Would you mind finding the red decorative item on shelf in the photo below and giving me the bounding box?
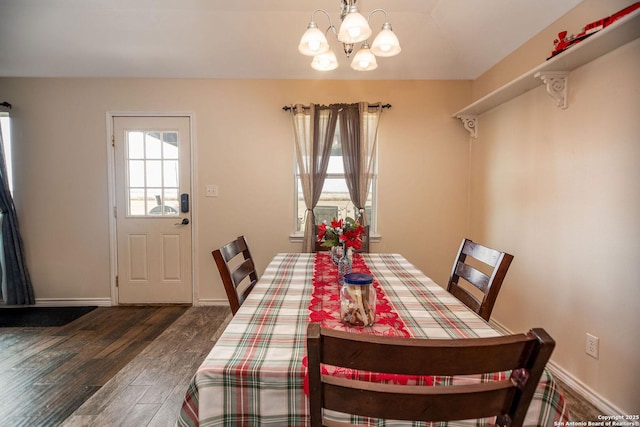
[548,2,640,60]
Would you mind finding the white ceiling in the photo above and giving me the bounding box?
[0,0,584,80]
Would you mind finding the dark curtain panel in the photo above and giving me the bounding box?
[0,120,34,305]
[340,102,382,227]
[339,104,362,219]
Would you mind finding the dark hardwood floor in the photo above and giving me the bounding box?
[0,305,599,426]
[0,306,231,427]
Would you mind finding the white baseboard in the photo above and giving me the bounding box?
[545,360,624,416]
[489,319,624,416]
[31,298,113,307]
[194,299,230,307]
[17,298,228,307]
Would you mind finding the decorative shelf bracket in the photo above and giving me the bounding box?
[534,71,569,109]
[457,115,478,138]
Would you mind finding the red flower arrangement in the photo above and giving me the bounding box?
[316,217,365,250]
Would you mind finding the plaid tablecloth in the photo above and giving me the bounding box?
[177,253,569,427]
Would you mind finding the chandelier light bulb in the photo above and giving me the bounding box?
[358,58,371,68]
[337,6,372,44]
[309,40,321,51]
[311,50,339,71]
[298,22,330,56]
[370,23,401,57]
[351,43,377,71]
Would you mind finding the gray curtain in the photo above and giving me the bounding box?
[340,102,383,226]
[0,120,34,305]
[291,104,338,252]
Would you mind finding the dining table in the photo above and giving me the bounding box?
[177,252,570,427]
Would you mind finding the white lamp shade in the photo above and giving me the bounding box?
[298,25,330,56]
[351,46,377,71]
[370,27,401,57]
[311,50,339,71]
[338,9,372,44]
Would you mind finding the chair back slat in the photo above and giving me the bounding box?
[320,328,537,376]
[323,379,515,422]
[462,240,503,266]
[448,285,482,314]
[231,258,257,288]
[455,261,490,292]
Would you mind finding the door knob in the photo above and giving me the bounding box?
[175,218,190,225]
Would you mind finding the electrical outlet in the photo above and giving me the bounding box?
[586,333,599,359]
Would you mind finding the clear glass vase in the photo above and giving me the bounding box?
[337,245,352,285]
[331,245,342,265]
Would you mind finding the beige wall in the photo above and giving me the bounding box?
[469,28,640,418]
[0,78,470,304]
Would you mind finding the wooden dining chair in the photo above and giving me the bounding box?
[314,225,370,253]
[212,236,258,315]
[447,238,514,321]
[357,225,370,253]
[306,323,555,427]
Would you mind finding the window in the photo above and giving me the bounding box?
[295,120,376,233]
[0,113,12,193]
[126,130,180,216]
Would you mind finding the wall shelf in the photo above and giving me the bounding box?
[453,8,640,137]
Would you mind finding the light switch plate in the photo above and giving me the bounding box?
[206,185,218,197]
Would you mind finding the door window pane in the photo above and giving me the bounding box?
[163,132,179,159]
[129,188,146,216]
[146,132,162,159]
[163,188,179,214]
[129,160,145,187]
[128,132,144,158]
[163,160,179,187]
[146,160,162,187]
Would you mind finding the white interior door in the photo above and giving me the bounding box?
[113,116,192,304]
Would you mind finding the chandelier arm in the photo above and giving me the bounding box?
[311,9,335,28]
[367,8,389,24]
[311,9,338,39]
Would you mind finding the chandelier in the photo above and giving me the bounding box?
[298,0,401,71]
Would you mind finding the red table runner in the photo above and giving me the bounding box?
[304,253,432,394]
[309,252,411,336]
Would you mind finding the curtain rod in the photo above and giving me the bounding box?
[282,103,391,111]
[0,102,11,110]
